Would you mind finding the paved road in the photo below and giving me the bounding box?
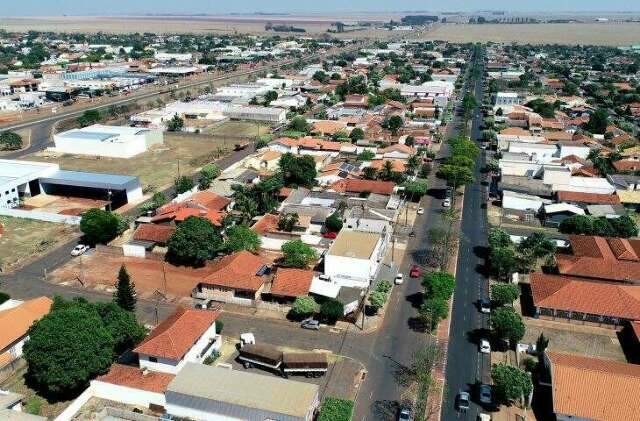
[441,50,492,420]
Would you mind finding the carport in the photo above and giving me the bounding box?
[38,170,142,210]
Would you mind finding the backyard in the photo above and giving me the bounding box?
[0,216,78,272]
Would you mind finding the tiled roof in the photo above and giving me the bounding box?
[613,160,640,172]
[368,159,407,173]
[134,307,219,360]
[202,251,269,291]
[548,352,640,421]
[0,297,52,352]
[252,213,280,235]
[189,191,231,211]
[329,179,395,195]
[96,363,175,393]
[556,191,620,205]
[133,224,176,244]
[174,208,224,226]
[530,273,640,320]
[556,235,640,282]
[270,268,314,297]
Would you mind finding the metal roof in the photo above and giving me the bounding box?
[166,363,318,418]
[39,170,140,191]
[57,131,116,142]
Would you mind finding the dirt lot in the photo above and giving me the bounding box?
[21,132,237,192]
[207,121,271,138]
[0,216,78,272]
[424,23,640,46]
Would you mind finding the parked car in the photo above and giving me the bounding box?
[417,207,425,215]
[456,391,470,410]
[478,298,491,314]
[410,265,422,278]
[71,244,89,256]
[479,384,492,405]
[395,273,404,285]
[398,406,413,421]
[480,339,491,354]
[442,198,451,208]
[322,232,337,239]
[300,319,320,330]
[478,413,491,421]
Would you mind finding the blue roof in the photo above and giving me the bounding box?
[39,170,140,191]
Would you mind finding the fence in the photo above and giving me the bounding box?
[0,207,81,225]
[99,407,160,421]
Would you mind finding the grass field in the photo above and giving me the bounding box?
[423,22,640,46]
[21,132,238,192]
[0,216,78,272]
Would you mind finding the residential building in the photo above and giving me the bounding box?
[495,92,522,107]
[542,352,640,421]
[165,363,320,421]
[324,230,386,288]
[193,251,270,305]
[52,125,164,158]
[134,307,221,375]
[530,273,640,328]
[268,268,314,301]
[0,297,52,364]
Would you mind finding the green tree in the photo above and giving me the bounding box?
[325,212,343,232]
[584,108,609,134]
[278,213,299,232]
[167,216,223,266]
[518,232,556,270]
[0,131,23,151]
[448,136,480,160]
[491,307,526,346]
[436,164,474,188]
[422,271,456,300]
[491,283,520,307]
[319,299,344,324]
[113,265,136,312]
[77,110,101,127]
[23,299,115,396]
[224,224,260,253]
[96,302,146,355]
[279,153,317,187]
[174,175,195,194]
[312,70,329,84]
[263,90,278,105]
[402,179,428,199]
[386,115,404,134]
[198,163,220,190]
[488,228,512,249]
[357,150,376,161]
[318,397,354,421]
[447,155,475,169]
[489,246,518,280]
[420,297,449,330]
[349,127,365,141]
[167,114,184,132]
[368,291,387,313]
[491,363,533,405]
[288,115,309,132]
[281,240,318,268]
[289,296,317,319]
[363,167,377,179]
[80,208,122,245]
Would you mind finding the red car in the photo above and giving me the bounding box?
[410,265,422,278]
[322,231,338,239]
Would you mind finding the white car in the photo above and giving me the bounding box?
[442,198,451,208]
[395,273,404,285]
[71,244,89,256]
[480,339,491,354]
[417,207,425,215]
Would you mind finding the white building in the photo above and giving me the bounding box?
[154,52,193,62]
[543,167,616,194]
[324,230,386,288]
[502,190,551,212]
[134,308,221,375]
[495,92,522,107]
[0,160,58,208]
[53,125,163,158]
[225,105,287,124]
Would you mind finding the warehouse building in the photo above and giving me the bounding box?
[53,124,163,158]
[225,105,287,124]
[165,363,319,421]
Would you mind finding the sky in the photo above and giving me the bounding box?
[4,0,640,16]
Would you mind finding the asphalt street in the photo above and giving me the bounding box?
[441,51,492,420]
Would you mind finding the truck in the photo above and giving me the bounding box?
[238,343,328,378]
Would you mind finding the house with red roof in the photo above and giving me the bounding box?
[268,268,314,302]
[556,235,640,283]
[134,307,221,374]
[530,272,640,329]
[192,251,270,305]
[328,179,396,196]
[151,191,229,227]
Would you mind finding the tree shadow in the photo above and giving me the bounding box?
[372,399,400,421]
[519,283,536,317]
[467,327,492,346]
[383,355,415,388]
[406,291,424,309]
[407,316,429,333]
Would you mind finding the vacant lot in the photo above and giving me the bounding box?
[0,216,78,272]
[21,132,236,192]
[1,366,72,419]
[424,23,640,46]
[208,121,271,138]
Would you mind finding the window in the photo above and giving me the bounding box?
[148,356,158,363]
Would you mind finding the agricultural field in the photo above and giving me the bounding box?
[0,216,78,272]
[424,23,640,46]
[20,132,237,192]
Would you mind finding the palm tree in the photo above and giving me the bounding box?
[380,161,395,181]
[406,155,420,175]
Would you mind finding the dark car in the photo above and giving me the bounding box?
[398,406,413,421]
[479,384,492,405]
[478,298,491,314]
[457,391,470,411]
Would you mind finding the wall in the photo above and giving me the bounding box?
[92,381,166,408]
[51,134,149,158]
[123,243,146,258]
[0,207,80,224]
